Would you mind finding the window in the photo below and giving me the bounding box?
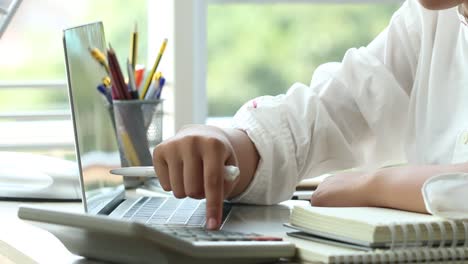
[0,0,148,157]
[206,1,401,117]
[0,1,403,152]
[153,1,403,129]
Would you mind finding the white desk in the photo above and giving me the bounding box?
[0,200,96,264]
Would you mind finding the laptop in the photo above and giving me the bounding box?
[18,22,297,263]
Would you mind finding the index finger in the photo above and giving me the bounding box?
[203,159,225,230]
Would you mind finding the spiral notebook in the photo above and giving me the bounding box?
[285,234,468,263]
[286,206,468,263]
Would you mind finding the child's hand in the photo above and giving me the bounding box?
[153,125,239,230]
[311,171,376,207]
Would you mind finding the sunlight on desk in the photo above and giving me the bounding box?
[0,201,82,263]
[0,239,36,264]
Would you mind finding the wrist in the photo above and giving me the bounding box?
[365,168,388,208]
[223,128,259,198]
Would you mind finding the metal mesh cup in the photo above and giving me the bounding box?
[110,100,163,187]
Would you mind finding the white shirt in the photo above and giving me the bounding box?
[231,0,468,207]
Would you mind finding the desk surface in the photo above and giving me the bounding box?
[0,200,95,264]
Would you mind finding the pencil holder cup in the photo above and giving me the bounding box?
[110,100,163,188]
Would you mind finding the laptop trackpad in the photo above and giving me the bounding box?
[221,204,292,236]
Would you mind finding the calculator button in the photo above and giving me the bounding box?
[153,226,284,242]
[248,236,283,241]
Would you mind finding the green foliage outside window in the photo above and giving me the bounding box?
[0,2,400,118]
[207,3,400,116]
[0,0,147,112]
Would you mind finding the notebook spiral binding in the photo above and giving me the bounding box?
[393,220,468,263]
[338,220,468,263]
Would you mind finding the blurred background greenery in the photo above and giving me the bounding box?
[0,0,148,112]
[0,1,399,117]
[207,3,399,116]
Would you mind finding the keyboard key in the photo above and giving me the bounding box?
[121,198,230,229]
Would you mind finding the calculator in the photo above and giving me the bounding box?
[18,206,296,264]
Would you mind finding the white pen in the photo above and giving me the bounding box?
[110,165,240,182]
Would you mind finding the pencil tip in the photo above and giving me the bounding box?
[134,22,138,32]
[108,43,114,51]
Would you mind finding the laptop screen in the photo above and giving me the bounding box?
[63,22,125,214]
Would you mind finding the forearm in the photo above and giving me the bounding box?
[369,162,468,213]
[223,128,259,198]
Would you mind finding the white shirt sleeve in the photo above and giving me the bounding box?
[230,0,423,205]
[423,173,468,219]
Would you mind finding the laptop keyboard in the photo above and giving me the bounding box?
[121,197,231,227]
[120,197,284,243]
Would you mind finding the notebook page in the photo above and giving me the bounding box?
[296,206,443,225]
